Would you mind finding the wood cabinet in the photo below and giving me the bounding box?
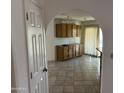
[72,24,77,37]
[56,24,61,37]
[56,24,67,37]
[76,25,80,37]
[72,44,76,57]
[56,23,80,37]
[67,24,72,37]
[56,45,69,61]
[61,24,67,37]
[56,44,83,61]
[63,46,69,60]
[75,44,80,56]
[69,45,73,58]
[79,44,83,56]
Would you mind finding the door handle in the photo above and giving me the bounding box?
[43,67,48,72]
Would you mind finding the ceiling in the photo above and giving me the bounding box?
[55,9,96,21]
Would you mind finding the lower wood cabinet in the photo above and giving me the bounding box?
[75,44,80,56]
[72,45,76,57]
[69,45,73,58]
[63,46,69,60]
[56,44,83,61]
[56,45,69,61]
[79,44,83,56]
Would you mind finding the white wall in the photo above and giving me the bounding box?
[12,0,29,93]
[44,0,113,93]
[46,20,55,61]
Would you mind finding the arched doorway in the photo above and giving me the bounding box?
[46,9,103,93]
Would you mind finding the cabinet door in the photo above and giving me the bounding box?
[76,44,80,56]
[72,24,76,37]
[64,46,69,60]
[67,24,72,37]
[69,45,73,58]
[79,44,83,56]
[76,25,80,37]
[61,24,67,37]
[56,46,64,61]
[56,24,62,37]
[73,45,76,57]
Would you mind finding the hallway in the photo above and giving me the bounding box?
[48,55,100,93]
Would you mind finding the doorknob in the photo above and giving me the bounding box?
[43,67,48,72]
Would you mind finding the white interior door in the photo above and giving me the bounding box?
[84,26,98,56]
[25,1,48,93]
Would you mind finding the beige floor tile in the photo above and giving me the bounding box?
[56,76,66,81]
[64,81,73,86]
[55,81,64,86]
[49,86,53,93]
[74,86,85,93]
[52,86,64,93]
[64,86,74,93]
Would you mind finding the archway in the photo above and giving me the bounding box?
[46,9,103,93]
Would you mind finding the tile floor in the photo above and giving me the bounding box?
[48,55,100,93]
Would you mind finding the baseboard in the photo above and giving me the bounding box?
[47,60,56,63]
[84,54,100,58]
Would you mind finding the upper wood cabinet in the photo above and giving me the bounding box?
[56,24,61,37]
[67,24,72,37]
[72,24,77,37]
[61,24,67,37]
[76,25,81,37]
[56,23,80,37]
[56,24,67,37]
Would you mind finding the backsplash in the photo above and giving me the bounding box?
[53,37,80,45]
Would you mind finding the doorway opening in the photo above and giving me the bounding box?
[46,9,103,93]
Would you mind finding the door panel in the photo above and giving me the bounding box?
[30,12,35,27]
[25,1,48,93]
[32,34,38,72]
